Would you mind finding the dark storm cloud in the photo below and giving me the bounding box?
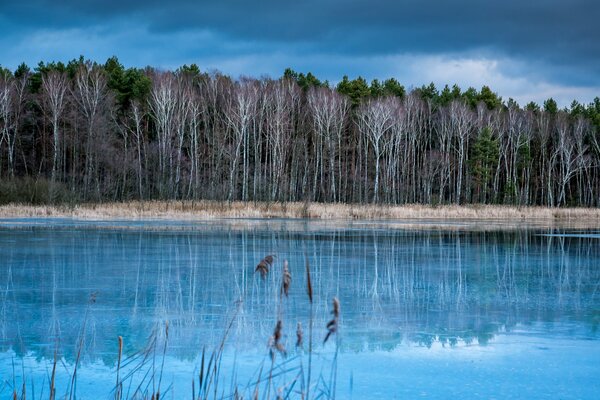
[3,1,598,57]
[0,0,598,90]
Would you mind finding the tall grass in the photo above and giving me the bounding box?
[2,200,600,222]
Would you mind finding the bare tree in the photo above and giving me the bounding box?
[554,112,587,205]
[265,79,299,201]
[535,110,553,205]
[149,71,177,197]
[0,75,12,176]
[383,97,406,203]
[307,86,349,201]
[172,74,194,199]
[449,100,475,204]
[187,88,202,199]
[0,73,28,177]
[72,62,109,197]
[223,78,258,201]
[41,70,68,183]
[435,106,453,204]
[198,72,228,199]
[517,108,534,204]
[123,100,147,199]
[357,97,397,203]
[402,93,428,203]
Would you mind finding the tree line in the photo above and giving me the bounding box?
[1,57,599,206]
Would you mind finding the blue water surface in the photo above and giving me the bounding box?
[0,219,599,399]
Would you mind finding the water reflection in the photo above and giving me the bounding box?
[1,222,598,365]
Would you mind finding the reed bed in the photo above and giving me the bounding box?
[1,200,600,222]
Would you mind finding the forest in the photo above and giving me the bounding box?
[1,57,599,206]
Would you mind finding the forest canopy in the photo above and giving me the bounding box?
[1,57,599,206]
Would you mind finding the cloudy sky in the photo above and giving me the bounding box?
[0,0,598,106]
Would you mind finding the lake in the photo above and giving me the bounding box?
[1,219,599,399]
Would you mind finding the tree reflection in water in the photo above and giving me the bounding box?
[0,222,599,364]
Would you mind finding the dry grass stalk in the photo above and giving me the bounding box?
[305,259,313,304]
[252,365,262,400]
[324,297,340,344]
[155,321,169,400]
[49,350,57,400]
[305,256,314,400]
[281,260,291,297]
[115,336,123,400]
[3,200,600,225]
[255,255,275,279]
[68,292,97,400]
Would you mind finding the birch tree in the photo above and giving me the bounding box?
[187,88,202,199]
[0,73,28,177]
[357,97,396,203]
[307,86,349,201]
[449,99,475,204]
[223,78,258,201]
[149,71,177,197]
[0,75,12,176]
[265,79,299,201]
[126,100,146,198]
[72,62,109,197]
[41,70,68,183]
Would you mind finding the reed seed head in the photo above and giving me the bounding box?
[255,254,275,279]
[332,297,340,319]
[324,297,340,344]
[269,320,286,359]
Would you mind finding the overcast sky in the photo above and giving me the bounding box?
[0,0,598,106]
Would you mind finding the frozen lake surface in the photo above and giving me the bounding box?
[1,219,599,399]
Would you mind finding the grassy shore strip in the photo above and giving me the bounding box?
[1,201,600,221]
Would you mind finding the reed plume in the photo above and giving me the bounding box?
[269,320,286,360]
[324,297,340,344]
[255,254,275,279]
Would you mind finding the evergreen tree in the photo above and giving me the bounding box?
[544,98,558,114]
[470,127,499,202]
[478,85,502,109]
[336,75,370,107]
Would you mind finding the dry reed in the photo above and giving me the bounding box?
[255,255,274,279]
[49,350,57,400]
[3,201,600,223]
[305,259,313,304]
[305,257,314,400]
[115,336,123,400]
[269,320,286,360]
[324,298,340,344]
[68,292,97,400]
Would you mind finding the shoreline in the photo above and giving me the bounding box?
[1,201,600,223]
